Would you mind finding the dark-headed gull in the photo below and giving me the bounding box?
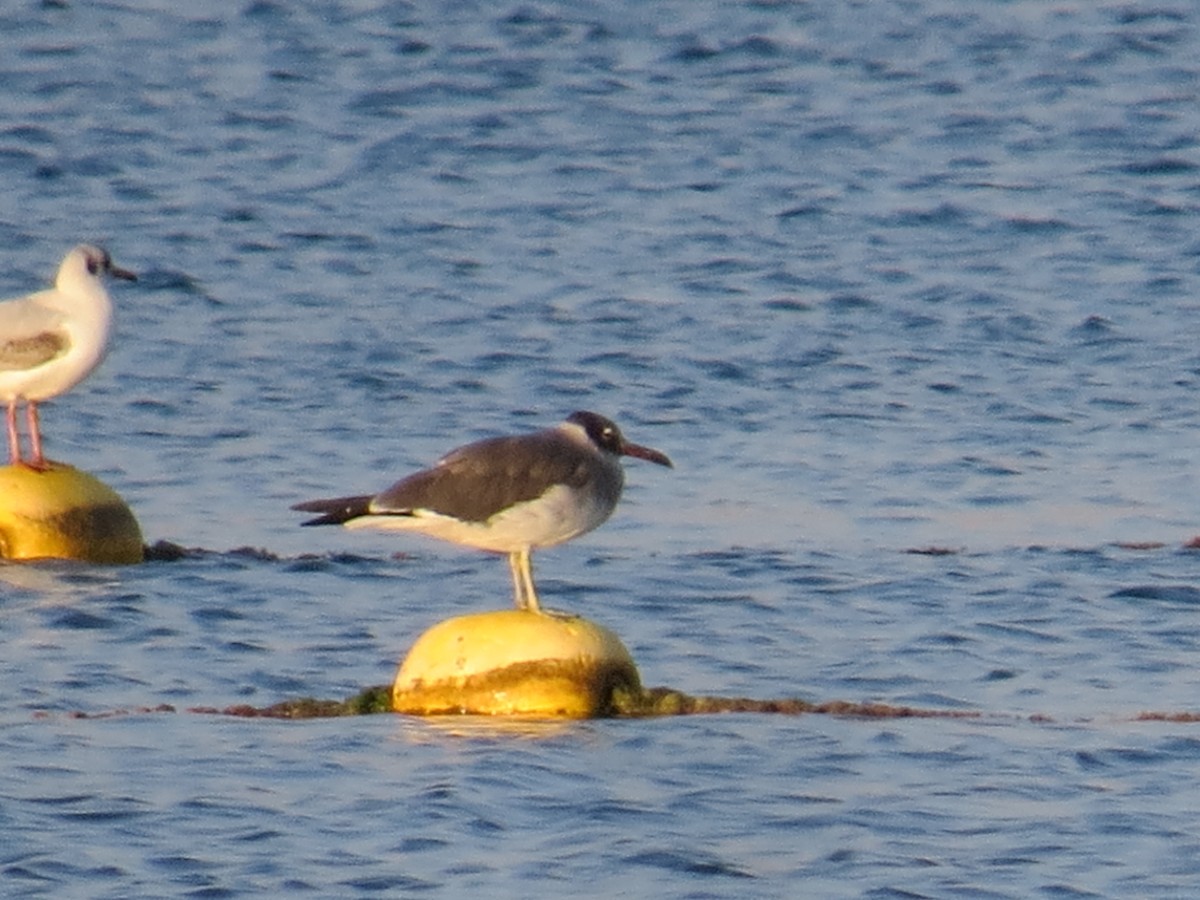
[293,411,673,612]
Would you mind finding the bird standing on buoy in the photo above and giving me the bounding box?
[0,244,136,470]
[294,411,673,612]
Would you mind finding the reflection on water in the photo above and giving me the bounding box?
[396,715,584,744]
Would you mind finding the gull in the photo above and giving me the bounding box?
[293,411,673,612]
[0,244,136,469]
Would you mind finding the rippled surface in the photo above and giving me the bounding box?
[4,1,1200,896]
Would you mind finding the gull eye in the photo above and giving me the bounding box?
[86,255,100,275]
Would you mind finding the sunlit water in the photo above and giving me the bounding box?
[3,1,1200,896]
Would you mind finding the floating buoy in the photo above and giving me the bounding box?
[393,609,641,718]
[0,462,143,564]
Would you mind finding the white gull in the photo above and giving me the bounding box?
[0,244,136,469]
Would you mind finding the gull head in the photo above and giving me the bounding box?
[57,244,138,291]
[566,410,673,468]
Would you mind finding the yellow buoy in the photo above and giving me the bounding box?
[393,609,641,718]
[0,462,143,564]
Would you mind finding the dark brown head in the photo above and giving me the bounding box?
[566,410,673,468]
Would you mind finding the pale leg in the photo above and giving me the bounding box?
[516,548,540,613]
[507,549,541,612]
[507,552,525,609]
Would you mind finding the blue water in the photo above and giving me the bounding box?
[3,0,1200,896]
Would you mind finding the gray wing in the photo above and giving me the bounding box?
[370,431,594,523]
[0,331,69,371]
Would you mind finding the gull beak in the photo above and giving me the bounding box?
[110,264,138,282]
[621,440,673,468]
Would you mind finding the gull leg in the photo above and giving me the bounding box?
[26,401,47,470]
[516,548,541,614]
[506,550,541,611]
[507,552,526,609]
[6,400,20,465]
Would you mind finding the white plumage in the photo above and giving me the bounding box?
[0,244,136,469]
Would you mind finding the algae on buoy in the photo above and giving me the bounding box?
[393,609,640,719]
[0,462,143,564]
